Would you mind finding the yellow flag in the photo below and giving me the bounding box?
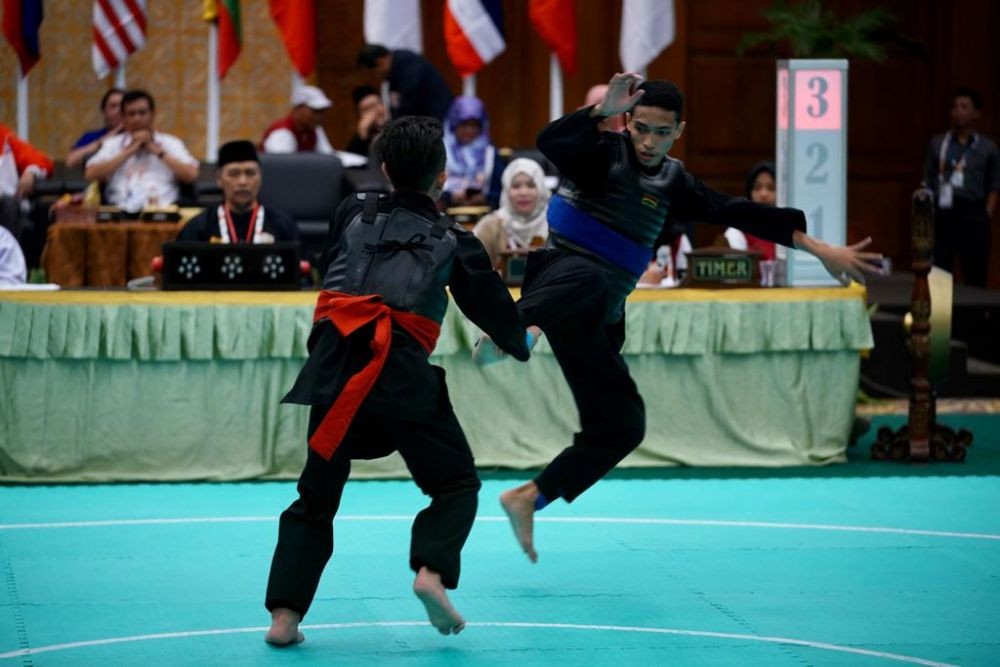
[203,0,218,22]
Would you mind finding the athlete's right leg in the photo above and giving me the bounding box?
[264,405,358,644]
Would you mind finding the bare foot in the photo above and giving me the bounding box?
[264,608,305,646]
[500,482,539,563]
[413,567,466,635]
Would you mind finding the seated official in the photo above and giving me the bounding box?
[0,123,53,242]
[177,140,299,244]
[0,226,27,285]
[720,162,778,260]
[85,90,199,211]
[261,86,335,155]
[66,88,124,168]
[345,85,388,161]
[473,158,550,270]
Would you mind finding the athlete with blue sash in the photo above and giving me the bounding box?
[476,73,883,563]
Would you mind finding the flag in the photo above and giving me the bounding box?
[443,0,505,78]
[2,0,43,76]
[92,0,147,79]
[365,0,421,53]
[204,0,242,79]
[529,0,577,76]
[269,0,314,77]
[620,0,675,73]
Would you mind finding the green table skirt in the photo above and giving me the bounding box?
[0,288,872,481]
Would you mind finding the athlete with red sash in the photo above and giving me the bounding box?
[264,117,531,645]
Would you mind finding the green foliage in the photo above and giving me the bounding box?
[738,0,897,61]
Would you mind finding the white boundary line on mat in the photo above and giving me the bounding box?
[0,515,998,541]
[0,621,958,665]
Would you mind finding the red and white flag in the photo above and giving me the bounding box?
[444,0,505,78]
[92,0,147,79]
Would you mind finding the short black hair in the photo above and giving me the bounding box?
[100,88,124,110]
[374,116,446,192]
[953,86,983,110]
[122,89,155,112]
[352,84,380,108]
[635,80,684,121]
[357,44,390,69]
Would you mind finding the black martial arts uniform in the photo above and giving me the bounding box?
[265,190,529,618]
[519,107,807,504]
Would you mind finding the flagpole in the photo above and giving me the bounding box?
[207,23,220,162]
[291,71,303,95]
[462,75,475,98]
[16,66,28,140]
[115,65,126,88]
[549,54,563,121]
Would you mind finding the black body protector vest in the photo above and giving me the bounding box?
[552,135,687,320]
[322,193,457,323]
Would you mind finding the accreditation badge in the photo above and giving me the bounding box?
[938,182,953,209]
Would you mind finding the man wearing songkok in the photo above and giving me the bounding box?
[177,140,298,244]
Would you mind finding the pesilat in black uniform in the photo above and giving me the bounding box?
[514,104,806,506]
[265,188,529,627]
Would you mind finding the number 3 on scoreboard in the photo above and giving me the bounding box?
[794,70,841,131]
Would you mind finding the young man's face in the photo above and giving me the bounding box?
[626,105,685,168]
[217,160,262,212]
[123,98,154,132]
[950,95,979,130]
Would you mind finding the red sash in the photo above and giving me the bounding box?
[308,290,441,460]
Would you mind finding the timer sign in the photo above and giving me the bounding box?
[776,61,848,286]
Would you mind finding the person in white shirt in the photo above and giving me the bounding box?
[261,86,336,155]
[85,90,198,211]
[0,225,26,285]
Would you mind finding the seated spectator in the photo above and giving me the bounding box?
[66,88,124,168]
[473,158,550,269]
[177,140,299,244]
[0,225,27,285]
[345,85,388,160]
[84,90,198,211]
[583,84,626,133]
[261,86,335,154]
[357,43,453,121]
[443,96,503,209]
[0,123,53,242]
[721,162,778,260]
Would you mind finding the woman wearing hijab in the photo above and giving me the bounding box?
[443,96,504,208]
[473,158,551,270]
[723,162,779,260]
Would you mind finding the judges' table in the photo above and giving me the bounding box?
[41,208,203,287]
[0,286,872,482]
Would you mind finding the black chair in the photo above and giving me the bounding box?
[191,161,223,208]
[257,153,343,265]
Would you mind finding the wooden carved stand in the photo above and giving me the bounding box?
[872,189,973,462]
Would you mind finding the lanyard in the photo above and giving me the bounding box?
[217,204,263,243]
[938,132,977,177]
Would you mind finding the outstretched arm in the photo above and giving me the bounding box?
[793,232,883,285]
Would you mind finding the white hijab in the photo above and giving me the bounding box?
[495,158,550,249]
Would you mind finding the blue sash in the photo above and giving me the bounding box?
[546,195,651,276]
